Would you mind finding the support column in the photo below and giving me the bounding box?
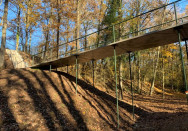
[114,45,119,129]
[50,65,52,72]
[76,55,78,95]
[177,30,188,102]
[128,52,134,120]
[92,59,95,87]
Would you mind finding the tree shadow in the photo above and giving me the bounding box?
[12,69,57,130]
[41,70,89,131]
[134,112,188,131]
[27,69,75,130]
[134,95,187,105]
[55,71,148,116]
[53,71,150,130]
[0,90,20,130]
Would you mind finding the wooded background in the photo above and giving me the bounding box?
[0,0,188,98]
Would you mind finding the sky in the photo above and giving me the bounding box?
[0,0,187,51]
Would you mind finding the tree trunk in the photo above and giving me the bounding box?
[0,0,9,68]
[25,0,30,53]
[97,0,103,47]
[185,40,188,59]
[137,51,141,93]
[16,5,21,51]
[76,0,81,50]
[162,54,165,99]
[149,47,160,96]
[29,30,32,54]
[56,0,61,58]
[118,57,123,100]
[44,30,49,60]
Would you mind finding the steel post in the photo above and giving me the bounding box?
[177,31,188,102]
[129,52,135,120]
[114,45,119,128]
[50,65,52,72]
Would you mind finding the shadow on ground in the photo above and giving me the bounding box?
[0,69,187,130]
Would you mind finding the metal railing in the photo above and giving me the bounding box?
[31,0,188,65]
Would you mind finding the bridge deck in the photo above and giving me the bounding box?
[31,22,188,69]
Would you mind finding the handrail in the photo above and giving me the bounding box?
[31,0,186,65]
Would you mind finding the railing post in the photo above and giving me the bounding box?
[128,51,135,120]
[114,45,119,129]
[174,3,178,25]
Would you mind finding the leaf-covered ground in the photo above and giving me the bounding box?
[0,68,187,131]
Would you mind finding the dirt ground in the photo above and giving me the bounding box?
[0,68,187,131]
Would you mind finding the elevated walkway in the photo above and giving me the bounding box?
[31,22,188,69]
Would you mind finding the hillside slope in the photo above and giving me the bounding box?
[0,68,188,130]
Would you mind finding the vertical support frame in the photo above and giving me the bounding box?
[114,45,119,128]
[128,52,135,120]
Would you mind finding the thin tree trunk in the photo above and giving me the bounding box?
[171,55,174,90]
[119,57,123,100]
[0,0,9,68]
[97,0,103,47]
[76,0,81,50]
[162,54,165,99]
[138,51,141,93]
[16,5,21,51]
[150,47,160,96]
[56,0,61,58]
[185,40,188,59]
[29,31,32,54]
[25,0,30,53]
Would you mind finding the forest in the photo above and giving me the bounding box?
[0,0,188,98]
